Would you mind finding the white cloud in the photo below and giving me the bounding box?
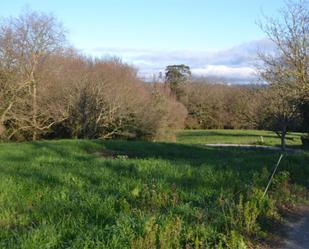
[191,65,256,79]
[83,39,274,83]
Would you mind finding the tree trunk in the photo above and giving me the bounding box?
[280,127,287,151]
[31,70,38,141]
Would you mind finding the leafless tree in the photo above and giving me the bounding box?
[0,9,66,140]
[258,0,309,149]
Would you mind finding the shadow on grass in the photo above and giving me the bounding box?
[1,167,63,187]
[101,140,277,162]
[1,139,308,190]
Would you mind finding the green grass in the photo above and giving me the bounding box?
[177,129,303,147]
[0,130,308,248]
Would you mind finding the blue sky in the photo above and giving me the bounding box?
[0,0,284,82]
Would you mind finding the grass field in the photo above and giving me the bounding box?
[0,130,308,248]
[177,129,303,147]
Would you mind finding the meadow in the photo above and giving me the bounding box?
[0,130,308,248]
[177,129,303,147]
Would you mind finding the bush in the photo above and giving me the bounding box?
[1,54,187,142]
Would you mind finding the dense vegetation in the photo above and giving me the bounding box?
[0,4,308,147]
[0,130,308,248]
[0,10,186,142]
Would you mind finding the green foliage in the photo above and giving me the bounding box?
[226,230,247,249]
[0,130,308,248]
[165,64,191,100]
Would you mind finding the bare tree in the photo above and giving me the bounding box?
[0,9,66,140]
[63,57,150,139]
[259,0,309,93]
[258,0,309,149]
[264,86,300,150]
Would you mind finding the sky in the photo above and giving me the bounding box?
[0,0,284,82]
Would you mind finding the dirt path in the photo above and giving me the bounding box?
[282,206,309,249]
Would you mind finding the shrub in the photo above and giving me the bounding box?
[41,57,187,141]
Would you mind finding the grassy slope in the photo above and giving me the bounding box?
[177,129,303,147]
[0,131,308,248]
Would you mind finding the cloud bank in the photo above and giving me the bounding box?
[87,39,274,84]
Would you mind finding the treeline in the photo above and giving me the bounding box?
[0,7,308,145]
[0,52,187,141]
[181,83,265,130]
[0,11,186,141]
[167,80,304,132]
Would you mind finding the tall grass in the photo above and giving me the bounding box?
[0,132,308,248]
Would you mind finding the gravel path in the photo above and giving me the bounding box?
[282,206,309,249]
